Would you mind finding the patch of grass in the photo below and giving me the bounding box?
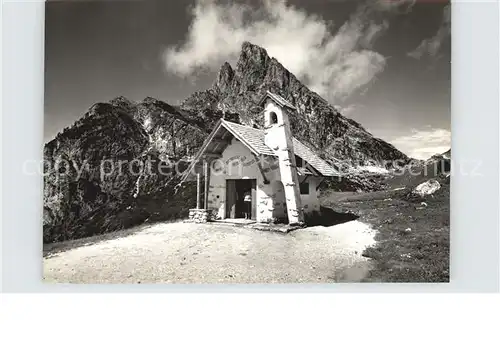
[321,184,450,283]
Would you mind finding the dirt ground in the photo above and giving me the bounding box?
[43,220,377,284]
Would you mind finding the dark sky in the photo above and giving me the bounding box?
[44,0,451,159]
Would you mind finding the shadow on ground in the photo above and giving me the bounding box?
[306,206,359,227]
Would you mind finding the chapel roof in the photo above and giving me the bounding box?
[180,119,340,182]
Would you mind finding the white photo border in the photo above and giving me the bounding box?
[1,0,498,292]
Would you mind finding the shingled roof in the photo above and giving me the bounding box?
[181,119,340,181]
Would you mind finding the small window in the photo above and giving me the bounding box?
[300,182,310,195]
[270,111,278,124]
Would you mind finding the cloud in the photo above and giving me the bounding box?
[390,128,451,160]
[163,0,413,103]
[408,4,451,59]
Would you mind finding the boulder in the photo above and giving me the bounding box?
[412,179,441,197]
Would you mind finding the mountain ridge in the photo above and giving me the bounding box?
[43,41,411,242]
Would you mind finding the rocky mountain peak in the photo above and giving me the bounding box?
[108,96,138,116]
[181,41,410,168]
[238,41,271,69]
[109,95,135,106]
[233,42,272,94]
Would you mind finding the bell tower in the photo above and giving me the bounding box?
[260,91,304,225]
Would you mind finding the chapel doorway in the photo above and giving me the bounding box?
[226,179,256,219]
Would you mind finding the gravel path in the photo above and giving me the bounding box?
[43,221,377,283]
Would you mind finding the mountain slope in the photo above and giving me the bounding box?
[182,42,410,168]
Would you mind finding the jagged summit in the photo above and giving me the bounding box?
[242,40,266,52]
[183,41,410,166]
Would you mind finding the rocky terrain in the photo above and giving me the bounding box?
[44,42,412,243]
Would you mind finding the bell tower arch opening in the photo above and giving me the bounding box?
[269,111,278,125]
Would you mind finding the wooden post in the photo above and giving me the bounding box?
[196,172,201,209]
[203,160,209,210]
